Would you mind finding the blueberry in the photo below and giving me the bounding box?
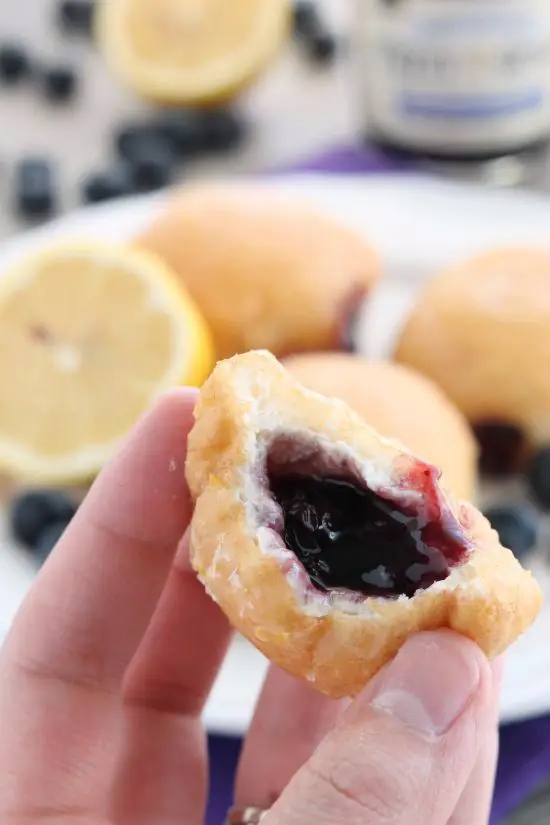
[306,30,338,65]
[114,126,177,192]
[115,124,151,162]
[473,421,525,477]
[82,165,132,203]
[198,109,248,152]
[119,110,247,160]
[41,65,78,102]
[292,1,320,37]
[58,0,95,36]
[483,505,538,558]
[10,490,77,549]
[291,2,339,65]
[34,520,70,564]
[527,446,550,509]
[0,43,31,85]
[153,110,210,156]
[115,124,177,165]
[15,158,56,220]
[129,150,174,193]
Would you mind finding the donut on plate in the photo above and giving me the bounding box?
[395,247,550,475]
[185,350,542,698]
[135,184,379,360]
[283,353,477,502]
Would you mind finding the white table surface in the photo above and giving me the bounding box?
[0,0,354,241]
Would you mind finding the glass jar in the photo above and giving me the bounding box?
[354,0,550,162]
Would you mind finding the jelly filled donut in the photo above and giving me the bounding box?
[283,353,477,501]
[135,184,379,359]
[395,248,550,475]
[185,350,542,698]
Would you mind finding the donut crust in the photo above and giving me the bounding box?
[283,354,478,502]
[186,350,543,698]
[135,184,380,359]
[395,247,550,446]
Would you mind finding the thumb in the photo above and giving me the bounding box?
[262,630,495,825]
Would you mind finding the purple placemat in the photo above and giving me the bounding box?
[280,144,412,175]
[204,143,550,825]
[205,717,550,825]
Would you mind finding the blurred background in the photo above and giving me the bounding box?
[0,0,353,237]
[1,1,550,824]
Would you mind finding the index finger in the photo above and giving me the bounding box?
[0,390,198,818]
[3,388,198,689]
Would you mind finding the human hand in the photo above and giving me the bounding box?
[0,389,502,825]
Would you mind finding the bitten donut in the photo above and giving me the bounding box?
[283,353,477,501]
[395,247,550,474]
[135,184,379,359]
[185,350,542,698]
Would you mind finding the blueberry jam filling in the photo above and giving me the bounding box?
[269,472,468,599]
[472,420,526,476]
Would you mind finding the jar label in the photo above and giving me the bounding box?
[356,0,550,152]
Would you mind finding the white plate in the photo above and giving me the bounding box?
[1,172,550,735]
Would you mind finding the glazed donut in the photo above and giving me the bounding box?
[135,184,379,360]
[185,350,542,698]
[394,247,550,474]
[283,353,477,501]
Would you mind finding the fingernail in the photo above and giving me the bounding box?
[369,632,481,737]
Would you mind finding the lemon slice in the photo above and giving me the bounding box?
[0,243,215,483]
[95,0,291,105]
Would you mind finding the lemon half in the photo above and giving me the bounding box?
[0,243,215,483]
[95,0,291,105]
